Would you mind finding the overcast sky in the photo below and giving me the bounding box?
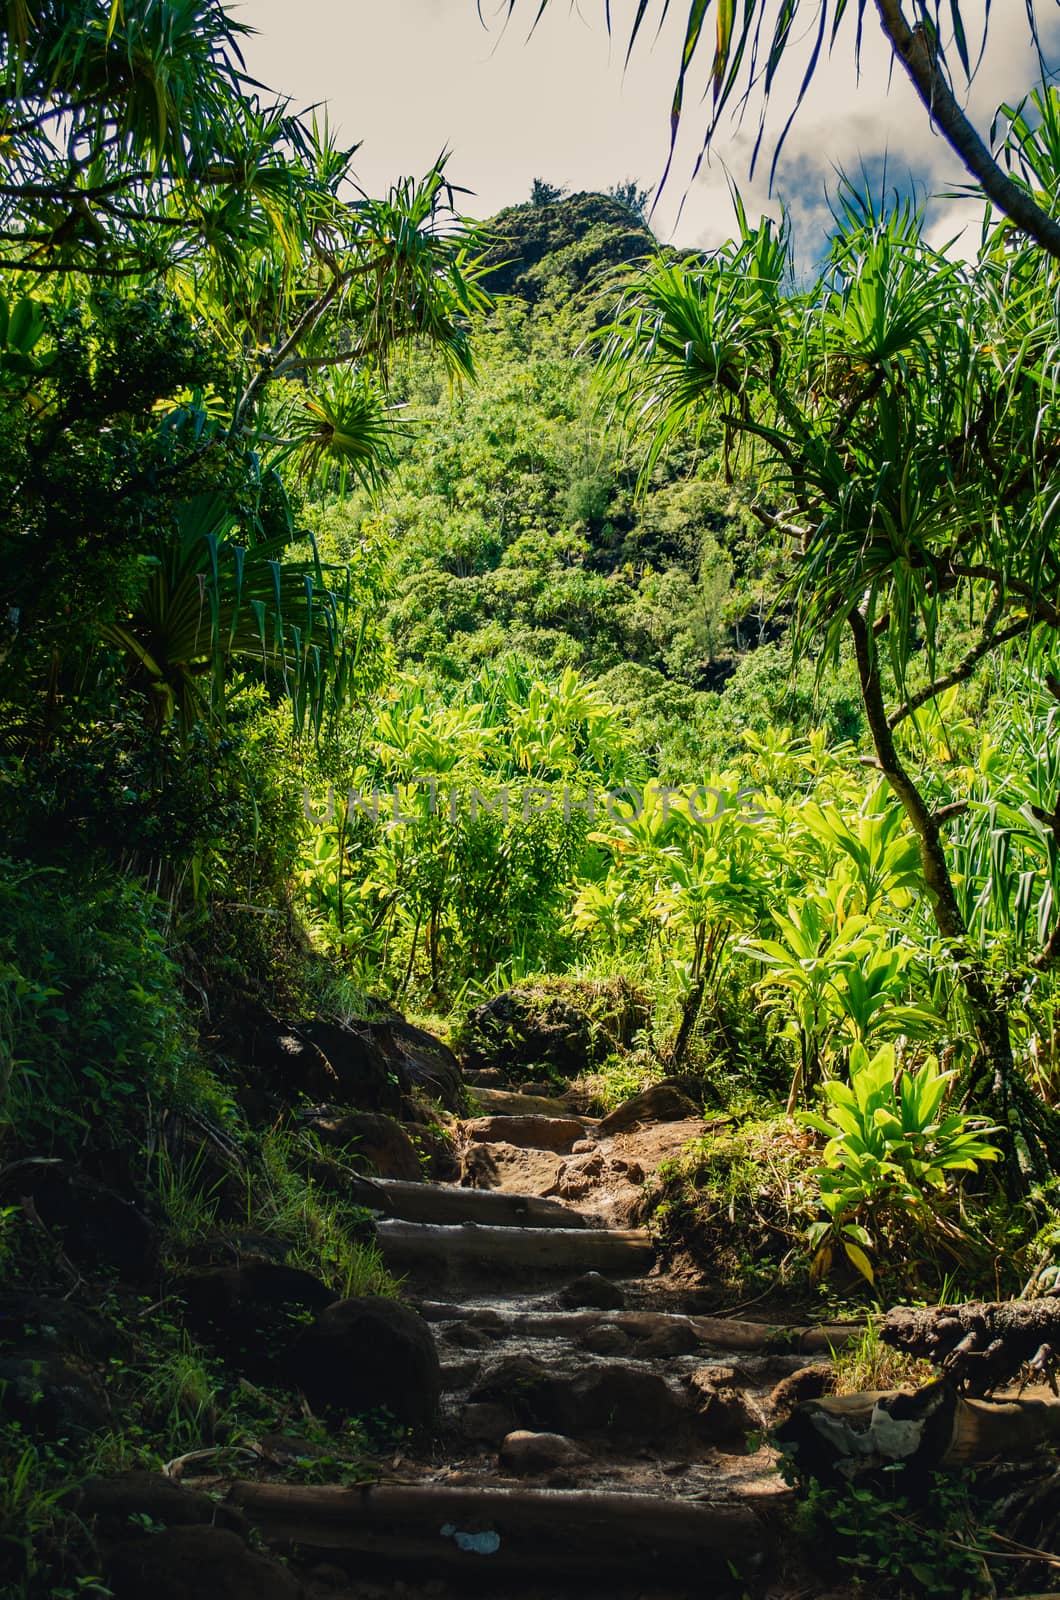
[238,2,1060,260]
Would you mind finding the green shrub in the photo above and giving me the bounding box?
[0,858,195,1155]
[802,1041,1001,1285]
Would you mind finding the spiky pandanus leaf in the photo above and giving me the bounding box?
[100,491,360,735]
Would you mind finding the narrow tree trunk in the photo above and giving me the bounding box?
[874,0,1060,260]
[847,610,1056,1185]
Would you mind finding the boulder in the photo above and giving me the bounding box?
[499,1430,589,1474]
[578,1324,631,1356]
[0,1355,108,1438]
[462,988,602,1080]
[0,1292,127,1362]
[688,1371,765,1445]
[597,1082,698,1136]
[105,1527,300,1600]
[362,1016,465,1111]
[766,1364,836,1424]
[287,1296,441,1433]
[26,1170,158,1282]
[307,1110,422,1181]
[174,1261,333,1381]
[457,1401,514,1442]
[471,1354,689,1438]
[560,1272,625,1311]
[242,1013,401,1115]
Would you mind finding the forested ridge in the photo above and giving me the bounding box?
[5,5,1060,1598]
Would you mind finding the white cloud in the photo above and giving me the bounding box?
[237,0,1060,260]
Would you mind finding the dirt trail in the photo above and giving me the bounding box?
[232,1082,854,1599]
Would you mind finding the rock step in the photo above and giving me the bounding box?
[467,1087,592,1119]
[228,1481,767,1584]
[353,1176,588,1230]
[419,1301,865,1355]
[464,1114,596,1152]
[376,1219,654,1275]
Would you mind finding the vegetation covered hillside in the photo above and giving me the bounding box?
[4,5,1060,1596]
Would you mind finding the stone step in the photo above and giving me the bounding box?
[376,1219,654,1275]
[463,1114,593,1152]
[354,1176,588,1230]
[467,1086,592,1119]
[228,1481,767,1585]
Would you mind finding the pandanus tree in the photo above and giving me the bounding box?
[595,126,1060,1180]
[0,0,489,746]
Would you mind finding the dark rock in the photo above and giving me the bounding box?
[462,989,603,1080]
[471,1354,688,1438]
[597,1083,698,1136]
[307,1110,422,1181]
[242,1013,402,1115]
[445,1322,496,1351]
[457,1401,513,1442]
[562,1364,690,1436]
[0,1293,127,1363]
[560,1272,625,1311]
[362,1016,465,1111]
[0,1355,108,1438]
[499,1429,589,1474]
[628,1321,701,1358]
[105,1526,300,1600]
[578,1324,631,1356]
[174,1262,333,1381]
[27,1171,158,1282]
[78,1472,246,1541]
[287,1296,441,1433]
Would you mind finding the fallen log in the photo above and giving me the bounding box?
[882,1300,1060,1395]
[775,1378,1060,1483]
[416,1300,864,1353]
[351,1177,588,1230]
[376,1219,654,1274]
[227,1481,763,1581]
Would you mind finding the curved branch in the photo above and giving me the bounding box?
[875,0,1060,259]
[889,616,1028,729]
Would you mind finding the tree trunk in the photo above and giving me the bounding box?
[882,1300,1060,1396]
[847,608,1058,1186]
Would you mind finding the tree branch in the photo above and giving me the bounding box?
[889,615,1027,729]
[875,0,1060,259]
